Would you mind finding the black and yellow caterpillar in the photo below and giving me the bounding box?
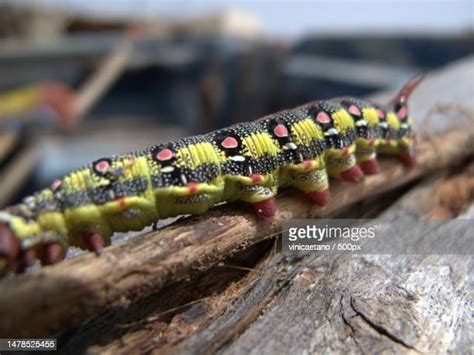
[0,75,423,273]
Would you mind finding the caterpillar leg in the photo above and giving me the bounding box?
[250,197,277,219]
[15,248,37,274]
[284,165,330,207]
[41,242,66,266]
[325,145,364,182]
[238,184,278,219]
[0,223,68,273]
[82,233,106,254]
[398,121,417,167]
[398,153,416,167]
[398,137,417,167]
[356,138,380,175]
[379,146,416,167]
[339,165,364,182]
[0,224,21,272]
[378,136,416,167]
[359,159,379,175]
[306,189,330,207]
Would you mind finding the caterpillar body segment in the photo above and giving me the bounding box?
[0,75,423,273]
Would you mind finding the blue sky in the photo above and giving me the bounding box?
[10,0,474,38]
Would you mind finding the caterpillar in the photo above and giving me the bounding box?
[0,75,423,274]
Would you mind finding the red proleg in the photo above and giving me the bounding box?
[0,224,20,271]
[82,233,106,255]
[340,165,364,182]
[41,242,66,266]
[398,153,416,167]
[306,189,330,207]
[251,198,277,219]
[359,159,380,175]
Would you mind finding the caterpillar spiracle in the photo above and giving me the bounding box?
[0,75,423,273]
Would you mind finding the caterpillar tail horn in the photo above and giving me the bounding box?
[389,73,425,108]
[390,74,424,167]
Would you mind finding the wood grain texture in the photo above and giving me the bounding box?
[0,56,473,342]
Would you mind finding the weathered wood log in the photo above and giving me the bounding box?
[0,56,473,339]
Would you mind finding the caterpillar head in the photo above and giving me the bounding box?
[0,188,66,274]
[390,74,424,166]
[0,204,38,273]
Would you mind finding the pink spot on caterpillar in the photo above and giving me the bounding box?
[376,109,385,118]
[157,148,173,161]
[95,160,110,173]
[360,159,380,175]
[340,165,364,182]
[369,138,376,146]
[186,182,199,193]
[306,189,330,207]
[251,198,277,219]
[342,147,350,156]
[83,234,105,255]
[316,112,331,124]
[274,124,289,138]
[221,136,238,149]
[250,174,263,184]
[51,179,62,191]
[303,160,313,170]
[348,105,361,116]
[397,106,407,119]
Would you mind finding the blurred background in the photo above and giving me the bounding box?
[0,0,472,206]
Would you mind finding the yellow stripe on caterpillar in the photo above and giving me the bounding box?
[362,107,379,126]
[331,109,354,133]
